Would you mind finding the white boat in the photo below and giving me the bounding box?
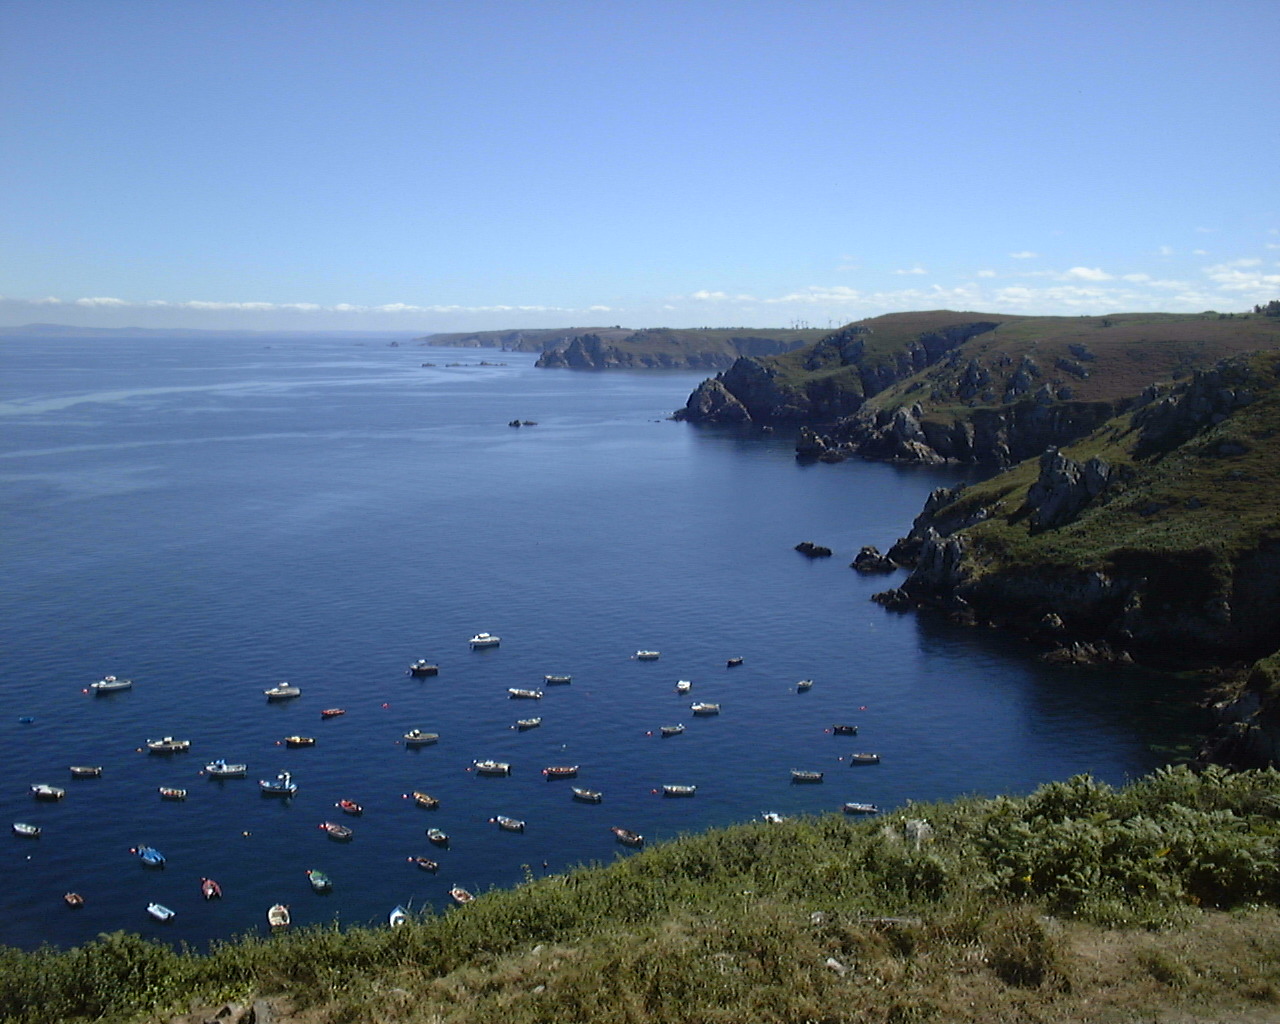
[469,632,500,648]
[403,729,439,746]
[147,902,175,922]
[690,702,720,715]
[659,724,685,737]
[158,786,187,800]
[264,682,301,701]
[491,815,525,832]
[848,752,881,765]
[662,784,697,797]
[205,759,247,777]
[69,765,103,778]
[30,784,65,800]
[146,736,191,754]
[790,770,824,783]
[571,786,603,803]
[796,679,814,691]
[842,802,879,814]
[389,904,409,927]
[407,660,439,677]
[507,688,543,700]
[543,674,572,685]
[12,822,41,837]
[634,650,660,660]
[268,903,291,928]
[514,717,542,730]
[259,770,297,796]
[762,812,786,824]
[473,760,511,776]
[675,680,692,693]
[90,675,132,693]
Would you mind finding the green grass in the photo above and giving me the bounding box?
[8,767,1280,1023]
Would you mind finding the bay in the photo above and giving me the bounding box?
[0,335,1201,950]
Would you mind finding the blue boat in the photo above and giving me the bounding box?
[135,844,165,867]
[259,770,297,796]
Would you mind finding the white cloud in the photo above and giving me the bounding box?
[893,266,927,275]
[1064,267,1113,281]
[1158,246,1176,256]
[1009,251,1038,259]
[977,270,997,278]
[74,296,130,307]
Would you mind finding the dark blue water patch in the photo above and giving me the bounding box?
[0,336,1201,951]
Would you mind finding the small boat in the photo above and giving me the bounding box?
[469,632,500,649]
[205,759,247,777]
[449,885,474,904]
[407,659,439,677]
[389,905,409,927]
[426,827,449,845]
[30,784,65,800]
[542,765,578,778]
[726,657,744,667]
[634,650,660,660]
[69,765,103,778]
[336,798,362,816]
[611,826,644,847]
[675,680,692,694]
[63,892,84,908]
[12,822,41,838]
[848,753,881,765]
[90,674,133,693]
[146,736,191,754]
[790,770,824,783]
[158,786,187,800]
[403,729,439,746]
[306,869,332,893]
[662,784,697,797]
[267,903,291,928]
[543,674,572,685]
[690,702,720,715]
[320,708,346,718]
[410,791,440,809]
[842,802,879,815]
[659,724,685,737]
[259,770,298,796]
[762,812,787,824]
[147,902,175,922]
[832,724,858,736]
[284,735,315,748]
[515,717,542,730]
[201,877,222,899]
[473,760,511,776]
[135,845,165,867]
[264,682,301,701]
[491,815,525,832]
[507,688,543,700]
[320,821,353,841]
[571,787,603,803]
[409,855,438,872]
[796,679,814,691]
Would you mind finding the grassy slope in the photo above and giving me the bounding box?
[594,326,826,360]
[940,350,1280,581]
[9,769,1280,1024]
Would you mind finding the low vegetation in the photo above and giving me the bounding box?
[7,767,1280,1023]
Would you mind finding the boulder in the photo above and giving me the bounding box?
[852,546,897,573]
[795,541,833,558]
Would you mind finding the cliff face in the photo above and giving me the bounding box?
[871,353,1280,764]
[678,310,1280,465]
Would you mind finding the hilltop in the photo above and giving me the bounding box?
[870,348,1280,764]
[677,309,1280,465]
[415,326,827,368]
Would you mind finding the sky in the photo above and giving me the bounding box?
[1,0,1278,333]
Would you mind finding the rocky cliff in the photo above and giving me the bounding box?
[870,352,1280,765]
[677,310,1280,466]
[535,327,821,370]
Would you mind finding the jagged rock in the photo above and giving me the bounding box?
[795,541,833,558]
[1020,447,1113,531]
[872,587,913,610]
[852,545,897,573]
[1040,640,1133,666]
[824,956,849,976]
[795,426,828,457]
[678,378,751,423]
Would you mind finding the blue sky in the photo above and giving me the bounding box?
[2,0,1277,332]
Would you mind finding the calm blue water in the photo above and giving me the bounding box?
[0,335,1201,951]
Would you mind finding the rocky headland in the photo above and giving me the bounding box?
[534,327,824,369]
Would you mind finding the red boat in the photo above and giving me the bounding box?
[200,877,222,900]
[542,765,579,778]
[320,708,346,718]
[336,799,362,816]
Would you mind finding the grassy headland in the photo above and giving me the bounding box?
[7,767,1280,1024]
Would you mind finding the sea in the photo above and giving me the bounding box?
[0,333,1204,951]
